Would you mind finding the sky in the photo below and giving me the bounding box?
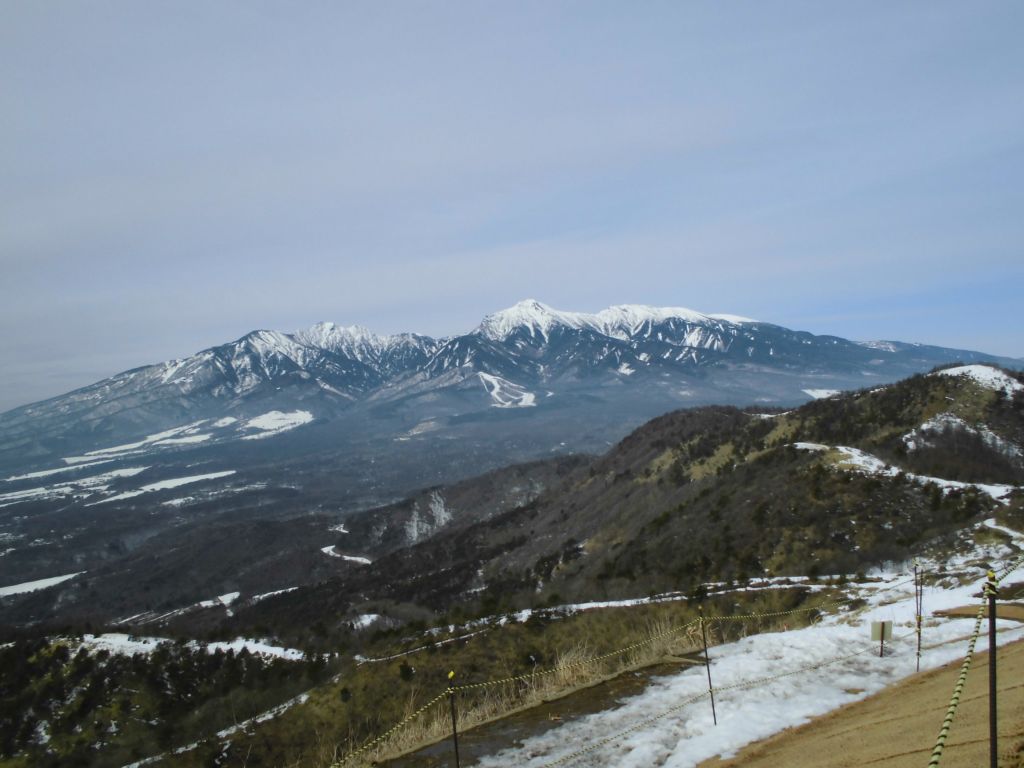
[2,2,1023,412]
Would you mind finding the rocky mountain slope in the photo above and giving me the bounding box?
[228,363,1024,634]
[2,300,1018,474]
[1,364,1022,768]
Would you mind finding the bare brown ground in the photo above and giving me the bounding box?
[699,636,1024,768]
[935,603,1024,622]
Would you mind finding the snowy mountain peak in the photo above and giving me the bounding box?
[295,321,383,352]
[477,300,752,342]
[239,329,306,359]
[477,299,589,341]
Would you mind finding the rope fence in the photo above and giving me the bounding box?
[332,552,1023,768]
[926,551,1024,768]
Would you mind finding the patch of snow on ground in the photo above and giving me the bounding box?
[802,388,841,399]
[89,470,236,505]
[78,633,307,661]
[198,592,240,609]
[903,412,1021,457]
[77,421,209,459]
[407,419,441,436]
[0,466,150,507]
[933,364,1023,394]
[323,545,371,564]
[241,410,314,439]
[154,434,211,445]
[79,633,167,655]
[617,363,635,376]
[213,417,238,427]
[793,443,1018,503]
[832,445,1018,502]
[352,614,381,629]
[0,571,84,597]
[474,521,1024,768]
[3,459,115,482]
[250,587,298,603]
[201,638,306,661]
[329,523,349,534]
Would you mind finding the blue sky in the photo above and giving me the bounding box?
[2,2,1022,411]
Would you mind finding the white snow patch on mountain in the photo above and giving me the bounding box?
[857,340,899,353]
[0,571,84,597]
[79,633,167,655]
[793,443,1018,502]
[204,637,305,660]
[240,410,314,439]
[707,313,756,324]
[198,592,240,609]
[933,364,1023,394]
[77,632,306,661]
[477,300,751,343]
[250,587,298,603]
[617,363,635,376]
[0,466,150,507]
[3,460,115,482]
[79,421,210,457]
[903,413,1021,457]
[154,434,211,445]
[478,372,536,408]
[802,388,841,399]
[88,471,236,505]
[213,417,238,427]
[321,546,370,564]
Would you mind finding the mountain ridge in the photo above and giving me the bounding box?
[0,299,1020,474]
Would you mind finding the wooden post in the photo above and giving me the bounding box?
[987,571,998,768]
[447,670,461,768]
[699,606,717,725]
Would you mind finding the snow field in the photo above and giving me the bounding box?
[478,372,536,408]
[0,571,85,597]
[933,364,1023,394]
[240,410,314,439]
[88,470,237,505]
[473,520,1024,767]
[76,632,307,661]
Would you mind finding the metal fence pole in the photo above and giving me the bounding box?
[915,561,923,673]
[448,670,461,768]
[987,572,998,768]
[699,606,717,725]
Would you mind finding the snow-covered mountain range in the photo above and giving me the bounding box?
[0,299,1019,472]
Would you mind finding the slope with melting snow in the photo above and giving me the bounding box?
[793,442,1019,502]
[475,519,1024,768]
[932,364,1023,394]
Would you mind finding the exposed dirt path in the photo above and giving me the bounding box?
[699,637,1024,768]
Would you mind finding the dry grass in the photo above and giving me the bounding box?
[349,618,704,766]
